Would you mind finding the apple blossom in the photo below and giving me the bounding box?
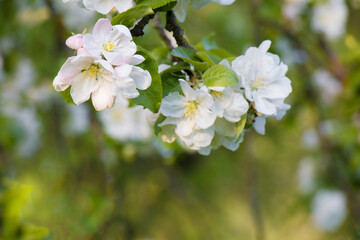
[83,19,143,66]
[159,79,217,150]
[53,55,117,111]
[231,40,292,116]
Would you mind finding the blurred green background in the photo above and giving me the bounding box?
[0,0,360,239]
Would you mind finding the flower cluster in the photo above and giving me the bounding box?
[62,0,135,14]
[159,40,292,154]
[53,18,151,111]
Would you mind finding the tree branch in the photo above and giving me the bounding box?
[131,14,155,37]
[165,11,193,49]
[153,14,176,50]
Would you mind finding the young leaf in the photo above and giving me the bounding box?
[133,46,162,113]
[111,5,154,27]
[203,64,238,87]
[171,47,209,72]
[60,87,75,105]
[235,114,247,141]
[135,0,177,11]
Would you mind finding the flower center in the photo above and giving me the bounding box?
[210,90,224,100]
[82,64,100,79]
[250,76,265,90]
[184,101,199,119]
[103,41,115,52]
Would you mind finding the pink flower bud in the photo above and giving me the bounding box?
[77,48,87,55]
[66,34,83,50]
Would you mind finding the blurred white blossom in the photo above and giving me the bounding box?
[311,190,347,232]
[15,107,41,157]
[65,104,90,135]
[174,0,236,22]
[282,0,309,20]
[297,157,315,194]
[302,128,319,150]
[99,97,153,141]
[312,0,348,39]
[56,0,96,31]
[313,69,342,104]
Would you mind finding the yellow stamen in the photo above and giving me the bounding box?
[184,101,199,119]
[250,76,265,90]
[210,90,225,100]
[82,64,100,80]
[103,41,115,52]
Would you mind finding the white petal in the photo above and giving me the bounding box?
[92,83,116,111]
[176,117,196,137]
[70,73,99,105]
[191,127,215,148]
[195,106,216,129]
[129,66,151,90]
[223,93,249,122]
[258,40,271,53]
[179,79,197,101]
[253,116,266,135]
[254,95,277,115]
[94,0,115,14]
[113,0,134,13]
[115,64,133,78]
[92,18,112,40]
[160,92,186,118]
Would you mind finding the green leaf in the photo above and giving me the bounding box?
[203,64,238,87]
[196,51,216,66]
[60,87,75,105]
[235,114,247,141]
[160,62,190,97]
[111,5,154,27]
[135,0,177,11]
[133,46,162,113]
[171,47,209,72]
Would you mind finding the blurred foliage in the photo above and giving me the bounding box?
[0,0,360,239]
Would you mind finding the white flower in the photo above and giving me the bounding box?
[99,97,153,141]
[312,0,348,39]
[282,0,309,20]
[159,79,216,150]
[83,18,143,66]
[313,69,342,104]
[53,55,117,111]
[297,157,315,194]
[63,0,135,14]
[231,40,292,116]
[311,190,347,232]
[174,0,235,22]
